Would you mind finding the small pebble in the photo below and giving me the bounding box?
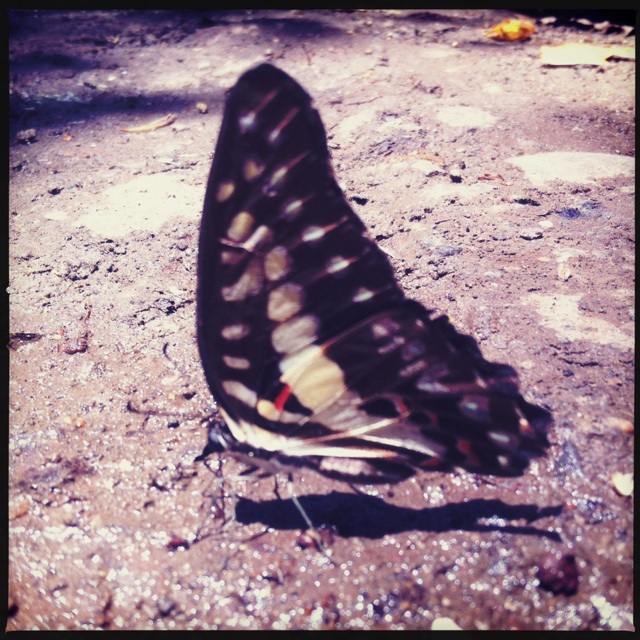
[537,552,579,595]
[611,472,633,497]
[435,245,461,257]
[520,228,543,240]
[16,129,37,144]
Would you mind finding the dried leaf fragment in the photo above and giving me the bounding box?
[120,114,177,133]
[486,19,535,42]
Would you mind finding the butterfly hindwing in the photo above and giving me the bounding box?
[197,64,550,482]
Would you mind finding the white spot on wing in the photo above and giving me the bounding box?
[221,380,257,408]
[216,181,235,202]
[239,111,256,132]
[268,166,288,190]
[353,287,374,303]
[326,256,351,274]
[264,246,291,281]
[302,225,324,242]
[222,355,251,370]
[267,107,300,145]
[268,283,304,322]
[281,198,305,220]
[238,89,278,133]
[271,314,319,354]
[371,318,401,339]
[488,431,512,446]
[227,211,255,242]
[279,345,346,411]
[221,323,250,340]
[221,258,263,301]
[241,225,273,253]
[243,158,264,181]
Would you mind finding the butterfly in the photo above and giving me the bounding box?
[196,63,551,486]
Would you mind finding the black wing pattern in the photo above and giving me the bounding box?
[197,64,550,483]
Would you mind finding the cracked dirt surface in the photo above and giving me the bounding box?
[7,9,634,631]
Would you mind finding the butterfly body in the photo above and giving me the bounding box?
[197,64,550,484]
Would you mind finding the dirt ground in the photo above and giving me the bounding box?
[7,9,635,631]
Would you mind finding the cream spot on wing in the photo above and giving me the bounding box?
[268,165,289,191]
[281,198,305,220]
[222,355,251,370]
[353,287,374,303]
[302,225,324,242]
[221,323,250,340]
[221,258,263,301]
[371,318,401,339]
[488,431,512,446]
[267,152,310,194]
[221,380,257,407]
[216,181,235,202]
[227,211,255,242]
[267,107,300,145]
[243,158,264,182]
[271,314,318,354]
[268,282,304,322]
[239,89,277,133]
[497,455,510,468]
[326,256,351,274]
[239,111,256,132]
[256,399,279,421]
[264,246,291,281]
[241,225,273,253]
[256,399,307,424]
[279,345,345,411]
[459,396,489,421]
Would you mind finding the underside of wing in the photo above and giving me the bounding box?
[197,64,551,483]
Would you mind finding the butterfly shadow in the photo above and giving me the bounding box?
[235,491,563,541]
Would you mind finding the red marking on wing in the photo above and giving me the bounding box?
[275,384,293,412]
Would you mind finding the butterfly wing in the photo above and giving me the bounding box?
[197,64,550,482]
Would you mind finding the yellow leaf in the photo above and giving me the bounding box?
[486,19,535,42]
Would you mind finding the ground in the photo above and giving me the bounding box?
[7,9,635,631]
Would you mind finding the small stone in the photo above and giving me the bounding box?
[520,228,543,240]
[537,552,580,595]
[435,245,461,257]
[16,129,37,144]
[611,472,633,497]
[156,596,175,617]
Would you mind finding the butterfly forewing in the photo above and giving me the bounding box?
[197,63,550,482]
